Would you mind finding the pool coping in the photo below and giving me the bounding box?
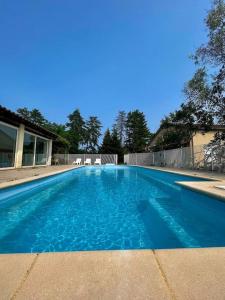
[132,165,225,201]
[1,248,225,299]
[0,165,83,190]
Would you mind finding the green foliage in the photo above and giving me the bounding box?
[16,106,154,156]
[17,107,31,120]
[156,101,214,150]
[210,65,225,125]
[111,128,124,162]
[184,0,225,143]
[17,107,70,153]
[84,116,102,153]
[125,110,151,153]
[193,0,225,66]
[100,128,123,162]
[183,68,210,105]
[154,129,189,151]
[17,107,47,127]
[66,109,85,153]
[113,111,127,146]
[100,129,112,153]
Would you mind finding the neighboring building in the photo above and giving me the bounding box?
[149,124,225,151]
[0,106,58,169]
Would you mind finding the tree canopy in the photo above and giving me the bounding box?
[125,110,151,153]
[66,109,85,153]
[184,0,225,142]
[83,116,102,153]
[156,0,225,150]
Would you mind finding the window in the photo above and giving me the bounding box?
[0,122,17,168]
[22,132,35,166]
[35,137,48,165]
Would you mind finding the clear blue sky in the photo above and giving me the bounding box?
[0,0,211,133]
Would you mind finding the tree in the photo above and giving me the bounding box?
[17,107,31,120]
[125,110,150,153]
[29,109,47,126]
[113,111,127,146]
[209,65,225,125]
[17,107,70,153]
[100,128,123,162]
[155,99,216,150]
[192,0,225,66]
[84,116,102,153]
[100,129,112,153]
[154,103,199,150]
[209,65,225,142]
[184,0,225,139]
[47,123,67,137]
[111,128,124,162]
[17,107,47,127]
[66,109,85,153]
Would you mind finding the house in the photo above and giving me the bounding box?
[0,105,58,169]
[149,124,225,151]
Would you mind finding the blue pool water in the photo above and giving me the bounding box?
[0,166,225,253]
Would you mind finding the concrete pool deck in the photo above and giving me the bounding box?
[2,248,225,300]
[1,165,225,299]
[0,165,80,189]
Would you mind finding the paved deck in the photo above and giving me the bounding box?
[0,165,80,190]
[2,248,225,300]
[0,165,77,184]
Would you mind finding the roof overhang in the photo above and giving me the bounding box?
[0,105,58,140]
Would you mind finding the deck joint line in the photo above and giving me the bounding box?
[10,253,39,300]
[153,250,177,300]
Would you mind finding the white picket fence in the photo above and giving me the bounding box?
[53,153,118,165]
[124,145,225,172]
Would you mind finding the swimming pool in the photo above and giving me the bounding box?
[0,166,225,253]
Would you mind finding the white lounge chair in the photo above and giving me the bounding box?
[73,158,82,165]
[84,158,91,165]
[94,158,101,165]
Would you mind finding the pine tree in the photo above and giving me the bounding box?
[111,128,124,162]
[17,107,47,127]
[100,129,112,153]
[113,111,127,146]
[66,109,85,153]
[84,116,102,153]
[125,110,150,153]
[17,107,31,120]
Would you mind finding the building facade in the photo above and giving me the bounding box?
[0,106,57,169]
[149,125,225,150]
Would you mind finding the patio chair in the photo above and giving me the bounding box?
[94,158,101,165]
[53,158,59,165]
[73,158,82,165]
[84,158,91,165]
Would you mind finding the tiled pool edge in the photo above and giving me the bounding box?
[0,166,82,190]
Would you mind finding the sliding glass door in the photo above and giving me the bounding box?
[22,132,49,167]
[35,137,48,165]
[22,132,35,166]
[0,122,17,168]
